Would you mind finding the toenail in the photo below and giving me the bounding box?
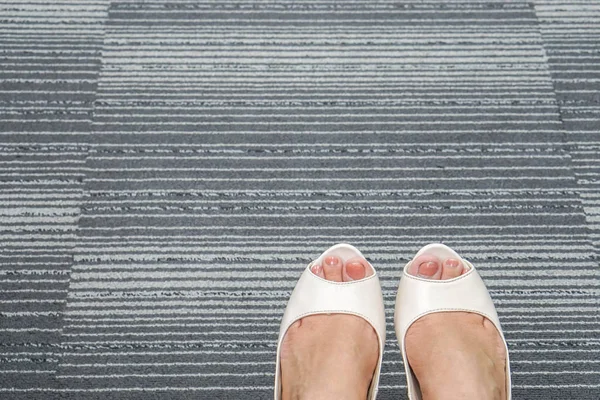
[311,264,323,275]
[418,261,439,277]
[325,256,339,266]
[346,262,366,281]
[446,259,460,268]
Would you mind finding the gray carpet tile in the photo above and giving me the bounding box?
[535,0,600,260]
[0,0,108,393]
[53,1,599,399]
[0,1,599,399]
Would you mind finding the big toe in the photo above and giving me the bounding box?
[343,257,374,281]
[441,258,464,279]
[408,254,442,279]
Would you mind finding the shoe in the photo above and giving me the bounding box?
[274,243,387,399]
[394,243,512,400]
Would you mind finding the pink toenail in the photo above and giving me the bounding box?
[446,259,460,268]
[311,264,323,275]
[418,261,439,277]
[325,256,338,266]
[347,262,364,269]
[346,262,365,280]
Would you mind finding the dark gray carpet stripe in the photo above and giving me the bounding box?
[0,0,108,392]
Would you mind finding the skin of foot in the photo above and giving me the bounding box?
[279,255,379,400]
[280,251,507,400]
[405,254,508,400]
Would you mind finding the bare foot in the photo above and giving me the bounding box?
[279,255,379,400]
[405,253,507,400]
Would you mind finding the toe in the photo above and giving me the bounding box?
[441,258,463,280]
[311,263,325,279]
[408,254,442,280]
[322,255,343,282]
[343,257,373,281]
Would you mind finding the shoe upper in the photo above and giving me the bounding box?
[274,243,387,400]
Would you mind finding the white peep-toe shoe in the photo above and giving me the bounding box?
[394,243,512,400]
[274,243,387,400]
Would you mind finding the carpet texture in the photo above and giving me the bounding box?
[1,1,599,399]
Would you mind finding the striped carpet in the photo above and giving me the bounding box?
[1,1,599,399]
